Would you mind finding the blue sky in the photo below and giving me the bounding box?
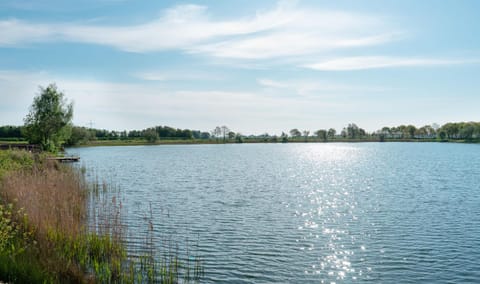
[1,0,479,134]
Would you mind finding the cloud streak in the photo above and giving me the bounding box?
[257,78,388,96]
[303,56,473,71]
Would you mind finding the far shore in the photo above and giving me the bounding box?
[2,137,479,149]
[11,138,480,148]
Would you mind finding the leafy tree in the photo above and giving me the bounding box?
[381,126,391,134]
[459,123,475,140]
[235,133,243,143]
[441,123,459,139]
[327,128,336,139]
[289,129,301,138]
[66,126,93,146]
[345,123,366,139]
[315,129,327,141]
[200,132,211,139]
[406,125,416,139]
[0,125,23,139]
[346,123,359,139]
[144,128,159,143]
[438,130,447,140]
[23,84,73,152]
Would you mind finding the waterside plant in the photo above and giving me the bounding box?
[0,150,202,283]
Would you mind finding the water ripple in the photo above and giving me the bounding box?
[70,143,480,283]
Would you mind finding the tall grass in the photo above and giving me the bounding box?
[0,150,202,283]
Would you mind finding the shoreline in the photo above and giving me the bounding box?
[69,138,478,147]
[2,138,479,150]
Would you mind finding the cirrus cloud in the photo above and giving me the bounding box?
[0,1,398,60]
[303,56,474,71]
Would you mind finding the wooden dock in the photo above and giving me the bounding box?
[47,156,80,163]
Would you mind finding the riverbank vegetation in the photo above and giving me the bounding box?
[0,150,203,283]
[3,121,480,148]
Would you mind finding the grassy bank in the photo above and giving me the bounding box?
[70,137,455,147]
[3,137,479,148]
[0,150,202,283]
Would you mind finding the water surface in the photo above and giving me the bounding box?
[70,143,480,283]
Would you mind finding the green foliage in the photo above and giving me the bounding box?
[0,126,23,139]
[0,204,33,258]
[289,129,301,138]
[144,128,159,143]
[438,122,480,140]
[23,83,73,152]
[327,128,336,139]
[345,123,366,139]
[406,125,417,139]
[0,150,34,179]
[438,130,447,140]
[235,133,244,143]
[66,126,94,146]
[0,203,47,283]
[315,129,327,141]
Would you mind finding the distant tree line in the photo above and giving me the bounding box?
[63,125,213,145]
[284,122,480,142]
[2,121,480,146]
[0,125,24,140]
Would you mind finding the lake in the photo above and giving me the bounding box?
[69,143,480,283]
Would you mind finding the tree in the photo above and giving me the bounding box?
[221,125,230,142]
[66,126,93,146]
[438,130,447,140]
[327,128,336,139]
[302,130,310,141]
[212,126,222,142]
[406,125,416,139]
[235,133,243,143]
[460,123,475,140]
[290,128,301,138]
[24,84,73,152]
[144,127,159,143]
[200,132,211,139]
[315,129,327,141]
[346,123,359,139]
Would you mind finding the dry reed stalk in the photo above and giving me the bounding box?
[1,164,87,239]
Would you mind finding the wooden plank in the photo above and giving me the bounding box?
[47,157,80,162]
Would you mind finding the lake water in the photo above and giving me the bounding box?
[69,143,480,283]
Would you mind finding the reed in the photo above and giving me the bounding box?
[0,150,202,283]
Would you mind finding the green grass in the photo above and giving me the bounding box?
[0,139,27,144]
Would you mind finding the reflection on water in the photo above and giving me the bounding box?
[70,143,480,283]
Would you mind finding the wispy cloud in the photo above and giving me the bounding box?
[303,56,473,71]
[257,78,388,96]
[133,70,225,81]
[0,1,397,60]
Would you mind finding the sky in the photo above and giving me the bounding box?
[1,0,479,135]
